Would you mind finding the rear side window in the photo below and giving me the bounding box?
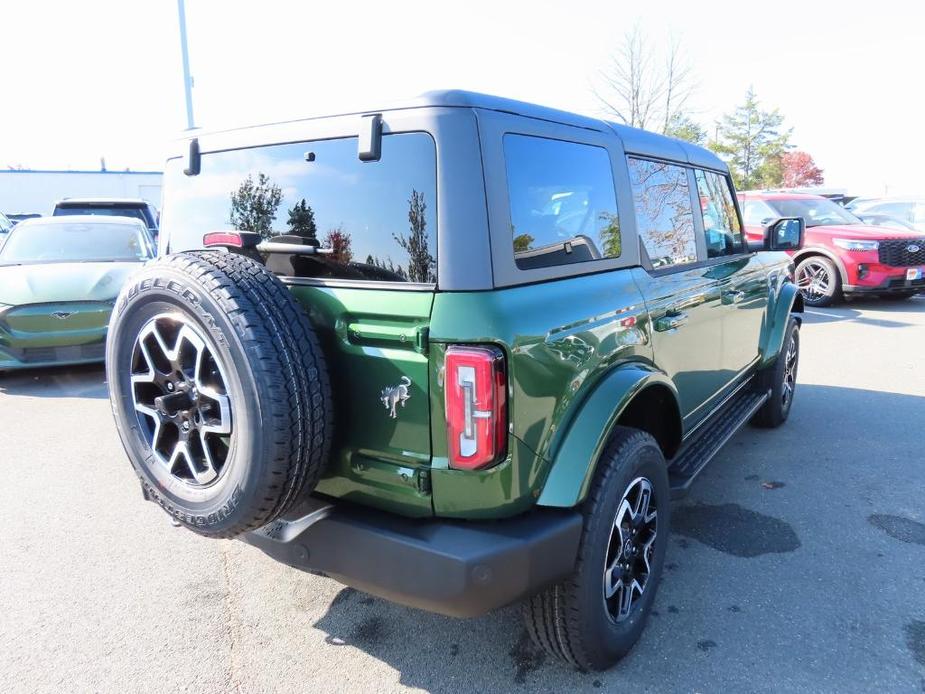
[504,134,621,270]
[627,157,697,269]
[694,169,744,257]
[162,132,437,284]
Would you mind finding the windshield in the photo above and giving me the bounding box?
[55,206,150,226]
[767,198,862,227]
[0,222,154,264]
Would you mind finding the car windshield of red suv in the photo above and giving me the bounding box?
[767,198,863,227]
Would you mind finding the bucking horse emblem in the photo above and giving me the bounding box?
[380,376,411,419]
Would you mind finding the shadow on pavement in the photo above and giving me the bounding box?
[802,294,924,327]
[306,383,925,690]
[311,594,561,691]
[0,362,108,399]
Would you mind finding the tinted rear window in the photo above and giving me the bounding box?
[627,157,697,269]
[504,134,621,270]
[161,133,437,284]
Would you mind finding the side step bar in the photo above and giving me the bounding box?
[668,385,770,499]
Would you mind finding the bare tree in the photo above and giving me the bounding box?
[595,27,698,139]
[661,36,696,134]
[595,25,658,129]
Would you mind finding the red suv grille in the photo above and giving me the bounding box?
[878,238,925,267]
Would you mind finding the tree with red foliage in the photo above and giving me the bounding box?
[781,151,824,188]
[324,225,353,265]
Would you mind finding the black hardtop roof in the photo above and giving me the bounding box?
[184,89,727,173]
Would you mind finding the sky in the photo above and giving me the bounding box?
[2,0,923,196]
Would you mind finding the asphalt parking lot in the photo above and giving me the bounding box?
[2,297,924,694]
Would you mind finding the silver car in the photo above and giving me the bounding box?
[847,197,925,231]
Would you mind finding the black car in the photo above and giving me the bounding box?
[53,198,159,243]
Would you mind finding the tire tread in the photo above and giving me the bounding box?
[110,250,333,537]
[523,426,664,670]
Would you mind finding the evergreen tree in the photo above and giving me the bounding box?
[393,190,435,283]
[664,113,708,146]
[513,233,535,252]
[286,198,317,240]
[709,87,791,189]
[598,212,622,258]
[229,173,282,239]
[365,254,407,279]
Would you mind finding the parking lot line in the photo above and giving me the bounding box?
[805,308,844,318]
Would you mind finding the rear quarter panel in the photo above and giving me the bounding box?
[428,270,651,518]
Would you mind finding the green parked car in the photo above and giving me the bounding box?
[106,91,804,670]
[0,216,155,371]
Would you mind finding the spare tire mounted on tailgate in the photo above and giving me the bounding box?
[106,250,333,538]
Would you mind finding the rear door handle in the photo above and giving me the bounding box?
[345,321,428,353]
[654,311,689,332]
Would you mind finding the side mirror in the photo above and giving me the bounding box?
[764,217,804,252]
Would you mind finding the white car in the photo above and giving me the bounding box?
[0,211,12,250]
[847,197,925,232]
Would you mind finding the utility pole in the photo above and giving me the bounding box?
[177,0,195,130]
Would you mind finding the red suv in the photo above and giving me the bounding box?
[739,192,925,306]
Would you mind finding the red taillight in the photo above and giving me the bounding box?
[445,345,507,471]
[203,231,244,247]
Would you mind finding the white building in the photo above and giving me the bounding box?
[0,169,163,216]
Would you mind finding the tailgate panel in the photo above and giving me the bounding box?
[287,284,435,516]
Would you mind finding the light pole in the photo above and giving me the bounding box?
[177,0,195,130]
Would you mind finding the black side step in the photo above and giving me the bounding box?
[668,387,770,499]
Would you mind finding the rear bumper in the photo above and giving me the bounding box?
[241,498,583,618]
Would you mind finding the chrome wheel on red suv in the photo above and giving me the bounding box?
[796,256,842,307]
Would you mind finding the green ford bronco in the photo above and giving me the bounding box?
[107,90,805,670]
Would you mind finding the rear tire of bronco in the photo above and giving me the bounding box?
[752,317,800,428]
[106,251,333,538]
[524,427,670,671]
